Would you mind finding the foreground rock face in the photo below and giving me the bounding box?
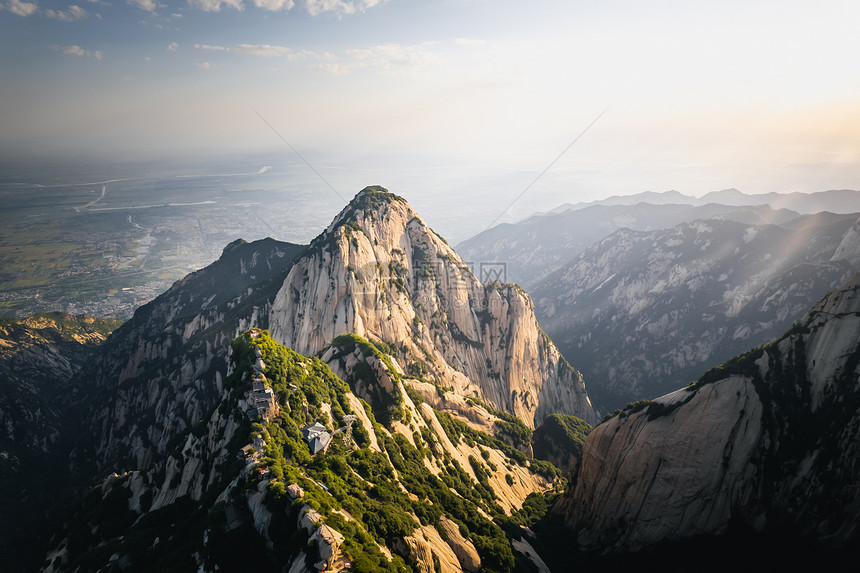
[270,187,596,427]
[557,272,860,553]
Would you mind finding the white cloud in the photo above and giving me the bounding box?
[232,43,293,57]
[187,0,242,11]
[341,42,441,76]
[195,61,214,69]
[167,42,179,51]
[316,62,349,75]
[178,0,381,14]
[304,0,384,16]
[194,43,228,51]
[4,0,38,16]
[190,42,313,60]
[45,4,87,20]
[51,44,102,59]
[310,42,442,77]
[250,0,293,10]
[127,0,161,11]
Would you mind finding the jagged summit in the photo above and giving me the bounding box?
[271,186,597,427]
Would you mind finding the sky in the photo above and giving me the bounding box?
[3,0,860,213]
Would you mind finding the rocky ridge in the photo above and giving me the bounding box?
[41,328,562,572]
[68,237,306,477]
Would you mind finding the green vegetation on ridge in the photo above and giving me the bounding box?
[44,326,566,572]
[240,330,528,572]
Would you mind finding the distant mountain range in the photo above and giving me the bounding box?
[458,188,860,289]
[457,202,802,289]
[457,189,860,411]
[546,187,860,215]
[533,214,860,411]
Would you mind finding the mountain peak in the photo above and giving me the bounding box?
[324,185,412,237]
[349,185,407,212]
[221,237,249,255]
[271,185,597,427]
[353,184,405,204]
[346,185,408,217]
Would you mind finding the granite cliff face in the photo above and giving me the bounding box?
[556,273,860,554]
[534,215,860,410]
[270,187,596,427]
[67,188,596,481]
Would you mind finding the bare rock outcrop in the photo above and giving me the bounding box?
[400,524,463,573]
[832,216,860,263]
[557,272,860,553]
[438,515,481,572]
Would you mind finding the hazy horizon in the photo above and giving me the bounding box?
[3,0,860,219]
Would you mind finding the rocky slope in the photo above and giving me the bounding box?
[556,272,860,557]
[457,202,801,288]
[0,313,122,454]
[530,414,592,476]
[41,329,564,572]
[68,237,306,478]
[533,215,860,410]
[0,313,122,571]
[270,186,596,427]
